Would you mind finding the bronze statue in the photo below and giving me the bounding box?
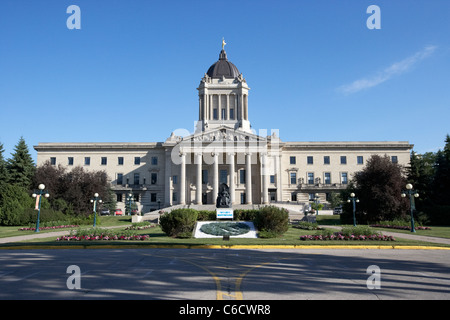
[216,183,231,208]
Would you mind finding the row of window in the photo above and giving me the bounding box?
[50,156,158,166]
[289,172,348,185]
[117,193,160,203]
[289,155,398,165]
[117,172,158,185]
[118,170,349,187]
[51,155,399,167]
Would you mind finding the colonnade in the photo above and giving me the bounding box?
[171,151,269,206]
[199,93,248,121]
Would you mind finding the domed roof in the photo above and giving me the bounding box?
[206,49,240,79]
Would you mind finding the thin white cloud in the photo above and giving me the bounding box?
[338,45,437,94]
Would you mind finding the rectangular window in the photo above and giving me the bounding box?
[307,156,313,165]
[68,157,74,166]
[324,172,331,184]
[151,173,157,185]
[324,156,330,165]
[50,157,56,165]
[341,172,348,185]
[118,157,124,165]
[340,156,347,165]
[117,173,123,185]
[240,169,246,184]
[308,193,316,201]
[84,157,90,166]
[290,172,297,184]
[172,175,178,185]
[392,156,398,163]
[172,192,177,202]
[357,156,364,165]
[307,172,314,185]
[220,170,227,184]
[134,157,141,165]
[240,192,246,204]
[230,108,234,120]
[270,175,275,184]
[134,173,140,185]
[213,109,218,120]
[291,192,297,202]
[151,156,158,165]
[151,193,157,202]
[117,194,123,202]
[290,156,296,165]
[101,157,107,165]
[202,169,208,184]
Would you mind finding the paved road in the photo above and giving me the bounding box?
[1,248,449,300]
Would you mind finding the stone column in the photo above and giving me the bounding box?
[213,152,219,205]
[179,152,186,205]
[261,153,269,204]
[228,152,235,204]
[226,94,230,120]
[275,154,282,202]
[195,152,202,205]
[246,152,252,204]
[218,94,221,120]
[164,148,172,206]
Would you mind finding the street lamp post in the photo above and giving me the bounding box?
[347,192,360,227]
[126,193,133,216]
[32,184,50,233]
[401,183,419,233]
[90,193,102,227]
[313,193,320,215]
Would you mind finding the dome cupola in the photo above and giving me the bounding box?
[206,49,240,79]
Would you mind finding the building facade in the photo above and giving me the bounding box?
[34,46,413,213]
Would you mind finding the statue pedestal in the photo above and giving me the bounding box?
[216,208,233,219]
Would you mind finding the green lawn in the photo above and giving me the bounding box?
[0,215,132,239]
[1,215,450,248]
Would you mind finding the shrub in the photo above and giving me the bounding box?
[235,209,259,221]
[340,225,380,237]
[254,206,289,238]
[196,210,216,221]
[159,208,198,238]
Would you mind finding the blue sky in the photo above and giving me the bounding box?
[1,0,449,162]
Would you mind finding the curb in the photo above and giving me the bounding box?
[1,244,449,250]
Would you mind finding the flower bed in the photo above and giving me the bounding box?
[300,233,395,241]
[56,234,150,241]
[19,225,79,231]
[370,224,431,230]
[56,227,150,241]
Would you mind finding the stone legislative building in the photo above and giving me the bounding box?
[34,43,413,213]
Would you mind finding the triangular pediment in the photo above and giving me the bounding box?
[185,126,265,143]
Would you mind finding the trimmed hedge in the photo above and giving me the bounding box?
[254,206,289,238]
[159,206,289,238]
[159,208,198,238]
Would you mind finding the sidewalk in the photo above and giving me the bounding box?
[0,225,129,245]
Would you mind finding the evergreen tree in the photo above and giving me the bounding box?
[7,137,35,189]
[433,134,450,206]
[0,142,8,184]
[407,151,436,209]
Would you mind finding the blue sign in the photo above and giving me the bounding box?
[216,208,233,219]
